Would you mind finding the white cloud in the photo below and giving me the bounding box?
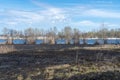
[0,8,68,27]
[72,20,119,28]
[77,20,99,26]
[60,6,120,19]
[84,9,120,18]
[0,0,69,26]
[9,10,44,22]
[32,0,70,21]
[104,22,119,27]
[39,8,66,21]
[72,20,99,27]
[0,1,120,30]
[31,0,53,9]
[31,0,68,23]
[0,0,69,27]
[6,21,18,25]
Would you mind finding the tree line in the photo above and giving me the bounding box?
[1,26,120,44]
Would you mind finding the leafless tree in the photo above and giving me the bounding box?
[24,28,36,44]
[63,26,73,44]
[73,28,80,44]
[46,27,57,44]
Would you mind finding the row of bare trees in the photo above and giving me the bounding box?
[1,27,120,44]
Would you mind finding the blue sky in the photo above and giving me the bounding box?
[0,0,120,32]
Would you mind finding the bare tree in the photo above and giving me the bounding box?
[2,28,14,44]
[46,27,57,44]
[57,30,65,39]
[73,28,80,44]
[24,28,36,44]
[3,27,9,44]
[63,26,72,44]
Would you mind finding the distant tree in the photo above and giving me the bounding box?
[57,30,65,39]
[63,26,73,44]
[101,28,108,44]
[73,28,80,44]
[2,27,9,44]
[24,28,36,44]
[116,29,120,38]
[81,32,87,45]
[46,27,57,44]
[2,28,15,44]
[2,25,120,45]
[3,27,9,36]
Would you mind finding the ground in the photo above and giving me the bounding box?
[0,45,120,80]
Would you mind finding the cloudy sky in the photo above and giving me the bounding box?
[0,0,120,32]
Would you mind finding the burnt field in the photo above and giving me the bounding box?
[0,45,120,80]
